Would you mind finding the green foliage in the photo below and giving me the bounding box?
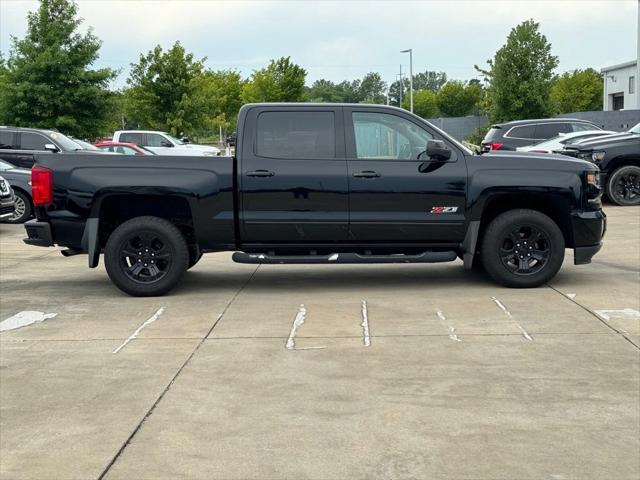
[465,123,491,146]
[389,70,447,106]
[358,72,386,103]
[241,57,306,103]
[549,68,603,114]
[187,70,244,133]
[476,19,558,121]
[305,73,386,104]
[126,42,205,135]
[0,0,117,138]
[402,90,439,118]
[436,81,483,117]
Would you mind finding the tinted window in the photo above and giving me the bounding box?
[120,133,143,145]
[115,146,139,155]
[352,112,433,160]
[0,131,13,149]
[146,133,169,147]
[535,123,571,139]
[256,111,335,159]
[20,132,48,150]
[507,125,536,139]
[571,122,597,132]
[482,126,503,142]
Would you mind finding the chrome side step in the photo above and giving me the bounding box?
[232,251,457,265]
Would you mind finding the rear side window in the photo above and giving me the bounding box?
[120,133,143,145]
[0,131,13,149]
[506,125,536,139]
[145,133,168,147]
[535,123,571,139]
[20,132,48,150]
[256,111,335,159]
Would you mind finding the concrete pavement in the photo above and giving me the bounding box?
[1,206,638,479]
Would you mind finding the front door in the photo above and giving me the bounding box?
[345,107,467,243]
[240,106,348,244]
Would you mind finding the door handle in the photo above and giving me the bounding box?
[246,170,275,177]
[353,170,381,178]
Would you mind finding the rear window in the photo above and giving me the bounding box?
[506,125,536,139]
[482,126,503,143]
[535,123,571,139]
[120,133,143,145]
[256,111,335,159]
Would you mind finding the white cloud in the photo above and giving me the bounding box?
[1,0,636,86]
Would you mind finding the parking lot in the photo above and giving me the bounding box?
[0,206,638,480]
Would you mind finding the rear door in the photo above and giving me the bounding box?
[345,107,467,243]
[239,106,348,244]
[0,130,24,168]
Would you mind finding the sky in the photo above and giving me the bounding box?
[0,0,638,89]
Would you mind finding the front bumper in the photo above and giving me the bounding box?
[0,194,16,219]
[571,209,606,265]
[23,219,54,247]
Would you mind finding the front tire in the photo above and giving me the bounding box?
[5,191,32,224]
[480,209,565,288]
[606,165,640,206]
[104,216,189,297]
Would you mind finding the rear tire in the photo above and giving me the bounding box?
[606,165,640,206]
[104,216,189,296]
[480,209,564,288]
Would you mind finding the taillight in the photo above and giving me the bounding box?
[32,165,53,206]
[490,143,503,150]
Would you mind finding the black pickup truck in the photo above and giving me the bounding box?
[23,103,606,296]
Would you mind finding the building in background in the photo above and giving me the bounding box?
[601,61,637,111]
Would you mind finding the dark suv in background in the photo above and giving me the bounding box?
[0,126,88,169]
[481,118,602,153]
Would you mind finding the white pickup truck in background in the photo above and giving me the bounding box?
[113,130,221,156]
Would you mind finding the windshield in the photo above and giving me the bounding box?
[72,138,99,150]
[628,123,640,134]
[164,133,184,145]
[45,131,83,151]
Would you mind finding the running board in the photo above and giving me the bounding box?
[232,251,457,265]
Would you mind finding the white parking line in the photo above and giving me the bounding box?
[491,297,533,341]
[436,310,461,342]
[112,307,165,354]
[361,300,371,347]
[0,311,58,333]
[285,304,307,350]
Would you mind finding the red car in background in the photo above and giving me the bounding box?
[95,141,156,156]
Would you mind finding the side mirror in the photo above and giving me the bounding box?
[181,137,190,144]
[160,140,174,148]
[44,143,59,153]
[426,139,451,161]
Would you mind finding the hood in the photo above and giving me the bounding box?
[180,144,220,152]
[568,132,640,151]
[480,150,597,170]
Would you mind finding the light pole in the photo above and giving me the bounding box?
[397,70,403,108]
[401,48,413,113]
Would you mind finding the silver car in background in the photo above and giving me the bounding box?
[0,175,16,221]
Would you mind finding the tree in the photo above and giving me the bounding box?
[359,72,386,103]
[402,90,439,118]
[305,79,342,102]
[476,19,558,121]
[126,41,205,135]
[549,68,603,114]
[0,0,117,138]
[436,81,483,117]
[241,57,306,103]
[187,70,244,134]
[412,70,448,92]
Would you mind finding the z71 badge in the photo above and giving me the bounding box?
[430,206,458,214]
